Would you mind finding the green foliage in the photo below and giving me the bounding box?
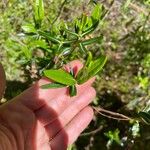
[139,105,150,124]
[104,129,121,149]
[1,0,150,149]
[19,0,107,96]
[77,55,107,84]
[42,55,107,96]
[34,0,44,28]
[43,69,76,86]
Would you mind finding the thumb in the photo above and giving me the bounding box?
[0,63,6,100]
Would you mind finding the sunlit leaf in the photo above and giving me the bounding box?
[81,36,103,46]
[65,29,79,37]
[80,14,88,31]
[21,46,32,60]
[34,0,44,28]
[44,69,77,86]
[131,122,140,138]
[38,31,61,43]
[81,21,99,37]
[29,40,48,49]
[79,43,87,53]
[77,55,107,84]
[104,129,121,148]
[91,4,102,21]
[81,4,102,37]
[85,52,93,67]
[22,24,36,33]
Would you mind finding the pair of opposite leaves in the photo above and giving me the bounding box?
[41,55,107,97]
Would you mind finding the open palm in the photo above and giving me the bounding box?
[0,60,96,150]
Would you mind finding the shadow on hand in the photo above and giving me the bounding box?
[17,80,69,150]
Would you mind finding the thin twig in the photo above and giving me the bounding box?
[93,106,132,121]
[80,125,103,136]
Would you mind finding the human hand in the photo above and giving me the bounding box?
[0,60,96,150]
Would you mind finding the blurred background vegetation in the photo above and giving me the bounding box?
[0,0,150,149]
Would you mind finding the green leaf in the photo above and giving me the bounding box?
[38,31,60,44]
[69,85,77,97]
[22,24,36,33]
[63,39,77,45]
[80,14,88,31]
[81,4,103,37]
[88,55,107,77]
[139,111,150,124]
[64,29,79,37]
[81,36,103,46]
[85,52,93,67]
[59,47,71,56]
[131,122,140,138]
[76,67,89,84]
[41,83,66,89]
[43,69,77,86]
[104,129,121,145]
[34,0,44,28]
[91,4,102,22]
[79,43,87,53]
[29,40,48,49]
[81,20,99,37]
[74,19,80,34]
[21,46,32,60]
[77,55,107,84]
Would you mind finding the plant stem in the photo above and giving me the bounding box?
[93,106,132,121]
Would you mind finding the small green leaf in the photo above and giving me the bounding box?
[76,67,89,84]
[44,69,77,86]
[41,83,66,89]
[69,85,77,97]
[85,52,93,67]
[80,14,88,31]
[60,47,71,56]
[64,29,79,37]
[38,31,61,44]
[34,0,44,28]
[79,43,87,53]
[104,129,121,147]
[74,19,80,34]
[81,21,99,37]
[21,46,32,60]
[22,24,36,33]
[77,55,107,84]
[88,55,107,77]
[91,4,102,22]
[81,36,103,46]
[29,40,48,49]
[81,4,103,37]
[139,111,150,124]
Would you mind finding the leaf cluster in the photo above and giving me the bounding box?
[20,0,107,96]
